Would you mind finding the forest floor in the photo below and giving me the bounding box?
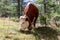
[0,18,60,40]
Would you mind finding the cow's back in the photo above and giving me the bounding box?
[24,2,39,22]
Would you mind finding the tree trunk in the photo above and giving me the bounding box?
[17,0,20,18]
[17,0,23,18]
[20,0,23,16]
[43,0,47,27]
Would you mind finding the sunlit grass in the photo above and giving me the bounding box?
[0,18,19,40]
[0,17,60,40]
[0,18,35,40]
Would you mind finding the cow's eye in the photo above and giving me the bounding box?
[25,18,28,21]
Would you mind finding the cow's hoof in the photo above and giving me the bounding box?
[28,27,32,30]
[19,29,25,33]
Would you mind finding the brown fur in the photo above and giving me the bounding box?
[24,2,39,30]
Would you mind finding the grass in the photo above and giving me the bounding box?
[0,18,35,40]
[0,17,60,40]
[0,18,19,40]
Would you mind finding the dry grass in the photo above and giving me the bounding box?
[0,18,35,40]
[0,17,60,40]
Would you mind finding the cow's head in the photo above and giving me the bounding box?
[19,15,29,31]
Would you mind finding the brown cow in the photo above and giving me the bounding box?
[19,2,39,31]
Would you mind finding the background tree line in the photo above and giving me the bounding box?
[0,0,23,17]
[35,0,60,27]
[0,0,60,27]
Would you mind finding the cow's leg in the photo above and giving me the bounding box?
[34,18,36,27]
[34,16,38,27]
[28,22,32,30]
